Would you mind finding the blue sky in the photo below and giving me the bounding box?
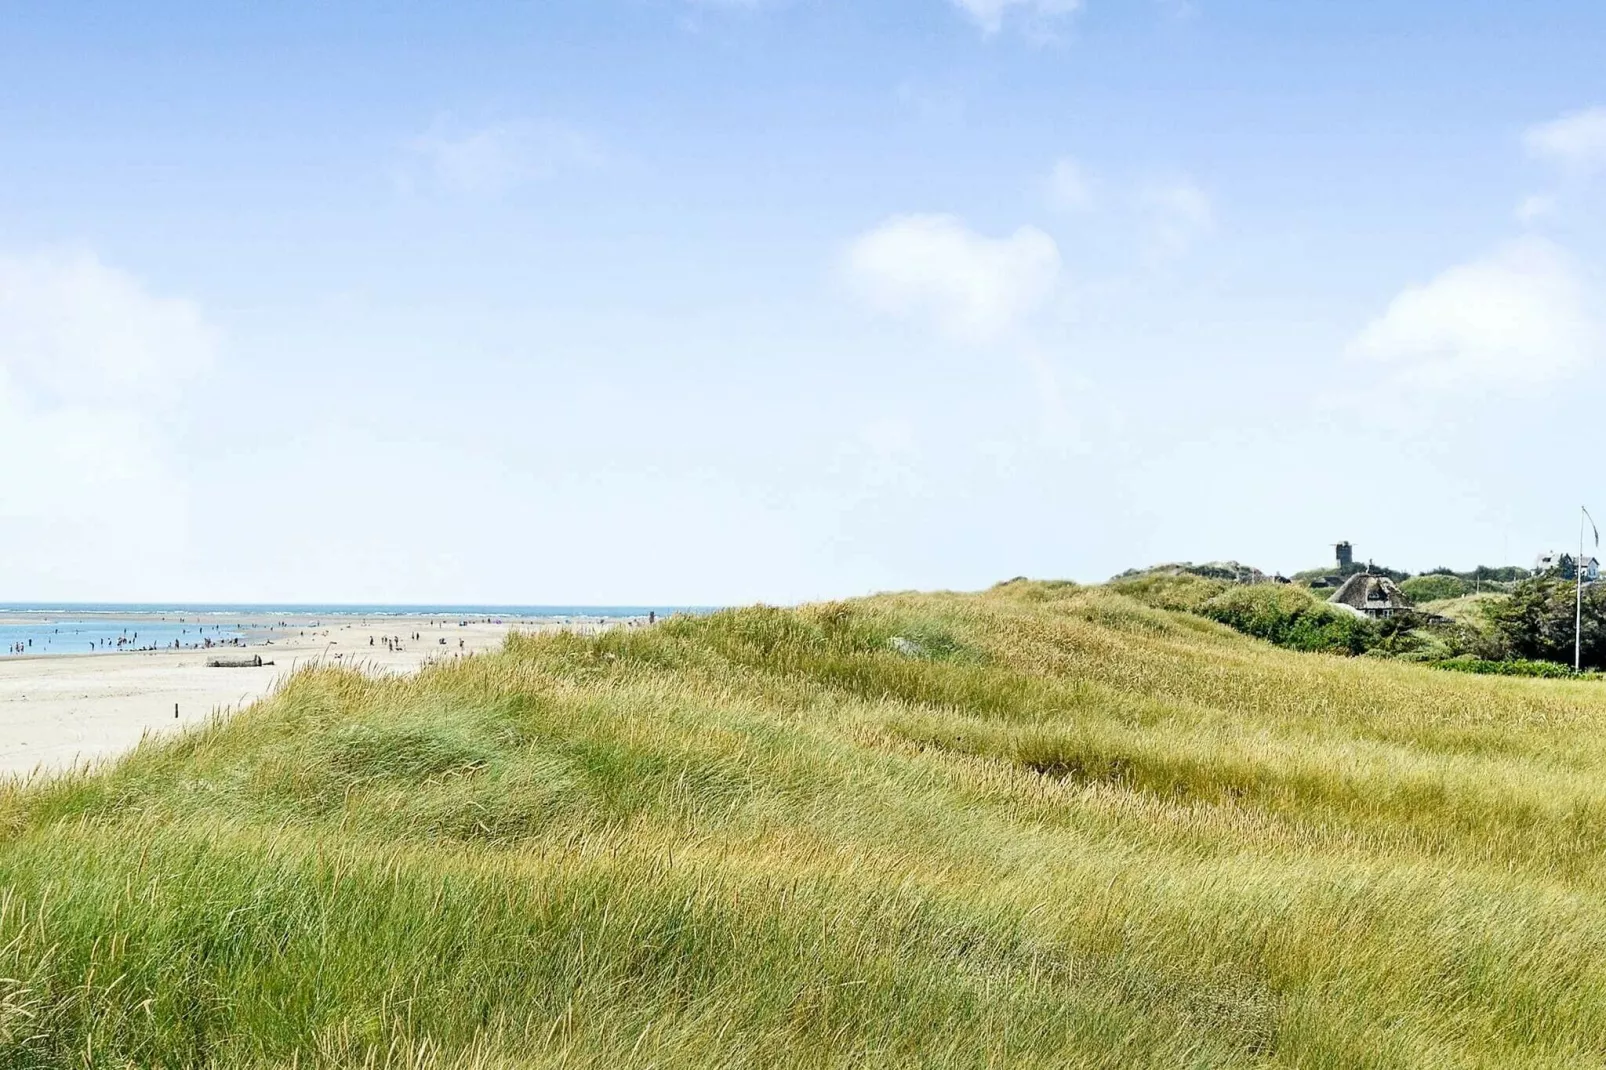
[2,0,1605,603]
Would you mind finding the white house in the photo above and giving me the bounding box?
[1534,551,1601,582]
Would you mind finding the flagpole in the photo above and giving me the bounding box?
[1579,507,1585,674]
[1576,508,1601,673]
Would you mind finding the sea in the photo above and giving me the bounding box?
[0,604,717,658]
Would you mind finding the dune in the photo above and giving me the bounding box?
[0,582,1601,1066]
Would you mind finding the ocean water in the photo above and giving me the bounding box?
[0,604,718,658]
[0,618,249,656]
[0,603,715,619]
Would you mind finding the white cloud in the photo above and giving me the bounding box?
[843,214,1062,343]
[1516,193,1557,224]
[950,0,1082,35]
[0,251,214,581]
[1348,238,1600,389]
[1524,106,1606,175]
[1138,178,1214,258]
[406,119,601,196]
[0,386,185,524]
[0,251,215,408]
[1046,157,1094,212]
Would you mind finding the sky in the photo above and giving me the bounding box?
[2,0,1605,605]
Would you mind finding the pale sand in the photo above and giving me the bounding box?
[0,614,638,778]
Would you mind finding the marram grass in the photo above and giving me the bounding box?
[5,582,1606,1066]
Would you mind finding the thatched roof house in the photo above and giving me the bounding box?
[1328,573,1412,619]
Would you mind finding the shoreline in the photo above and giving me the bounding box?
[2,608,678,662]
[0,614,651,777]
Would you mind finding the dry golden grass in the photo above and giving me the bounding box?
[2,581,1605,1067]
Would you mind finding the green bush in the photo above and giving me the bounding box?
[1399,574,1470,603]
[1429,657,1581,679]
[1199,585,1378,656]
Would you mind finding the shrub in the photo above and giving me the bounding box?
[1429,656,1581,679]
[1399,574,1470,603]
[1199,585,1378,655]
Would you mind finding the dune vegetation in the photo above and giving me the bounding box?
[7,580,1606,1067]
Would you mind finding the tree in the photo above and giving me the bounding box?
[1468,565,1529,583]
[1488,578,1606,670]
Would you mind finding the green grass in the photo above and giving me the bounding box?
[1109,575,1378,655]
[1421,592,1509,623]
[6,582,1606,1066]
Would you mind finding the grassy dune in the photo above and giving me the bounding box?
[6,581,1606,1067]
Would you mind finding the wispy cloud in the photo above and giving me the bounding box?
[1046,157,1094,213]
[1524,106,1606,176]
[404,119,602,196]
[1138,178,1214,259]
[1515,193,1557,224]
[0,250,213,555]
[841,214,1084,448]
[842,214,1062,343]
[0,250,215,407]
[895,80,967,125]
[949,0,1083,36]
[1517,105,1606,222]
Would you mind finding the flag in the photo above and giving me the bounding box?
[1588,507,1601,551]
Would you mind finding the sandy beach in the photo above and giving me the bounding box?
[0,613,643,778]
